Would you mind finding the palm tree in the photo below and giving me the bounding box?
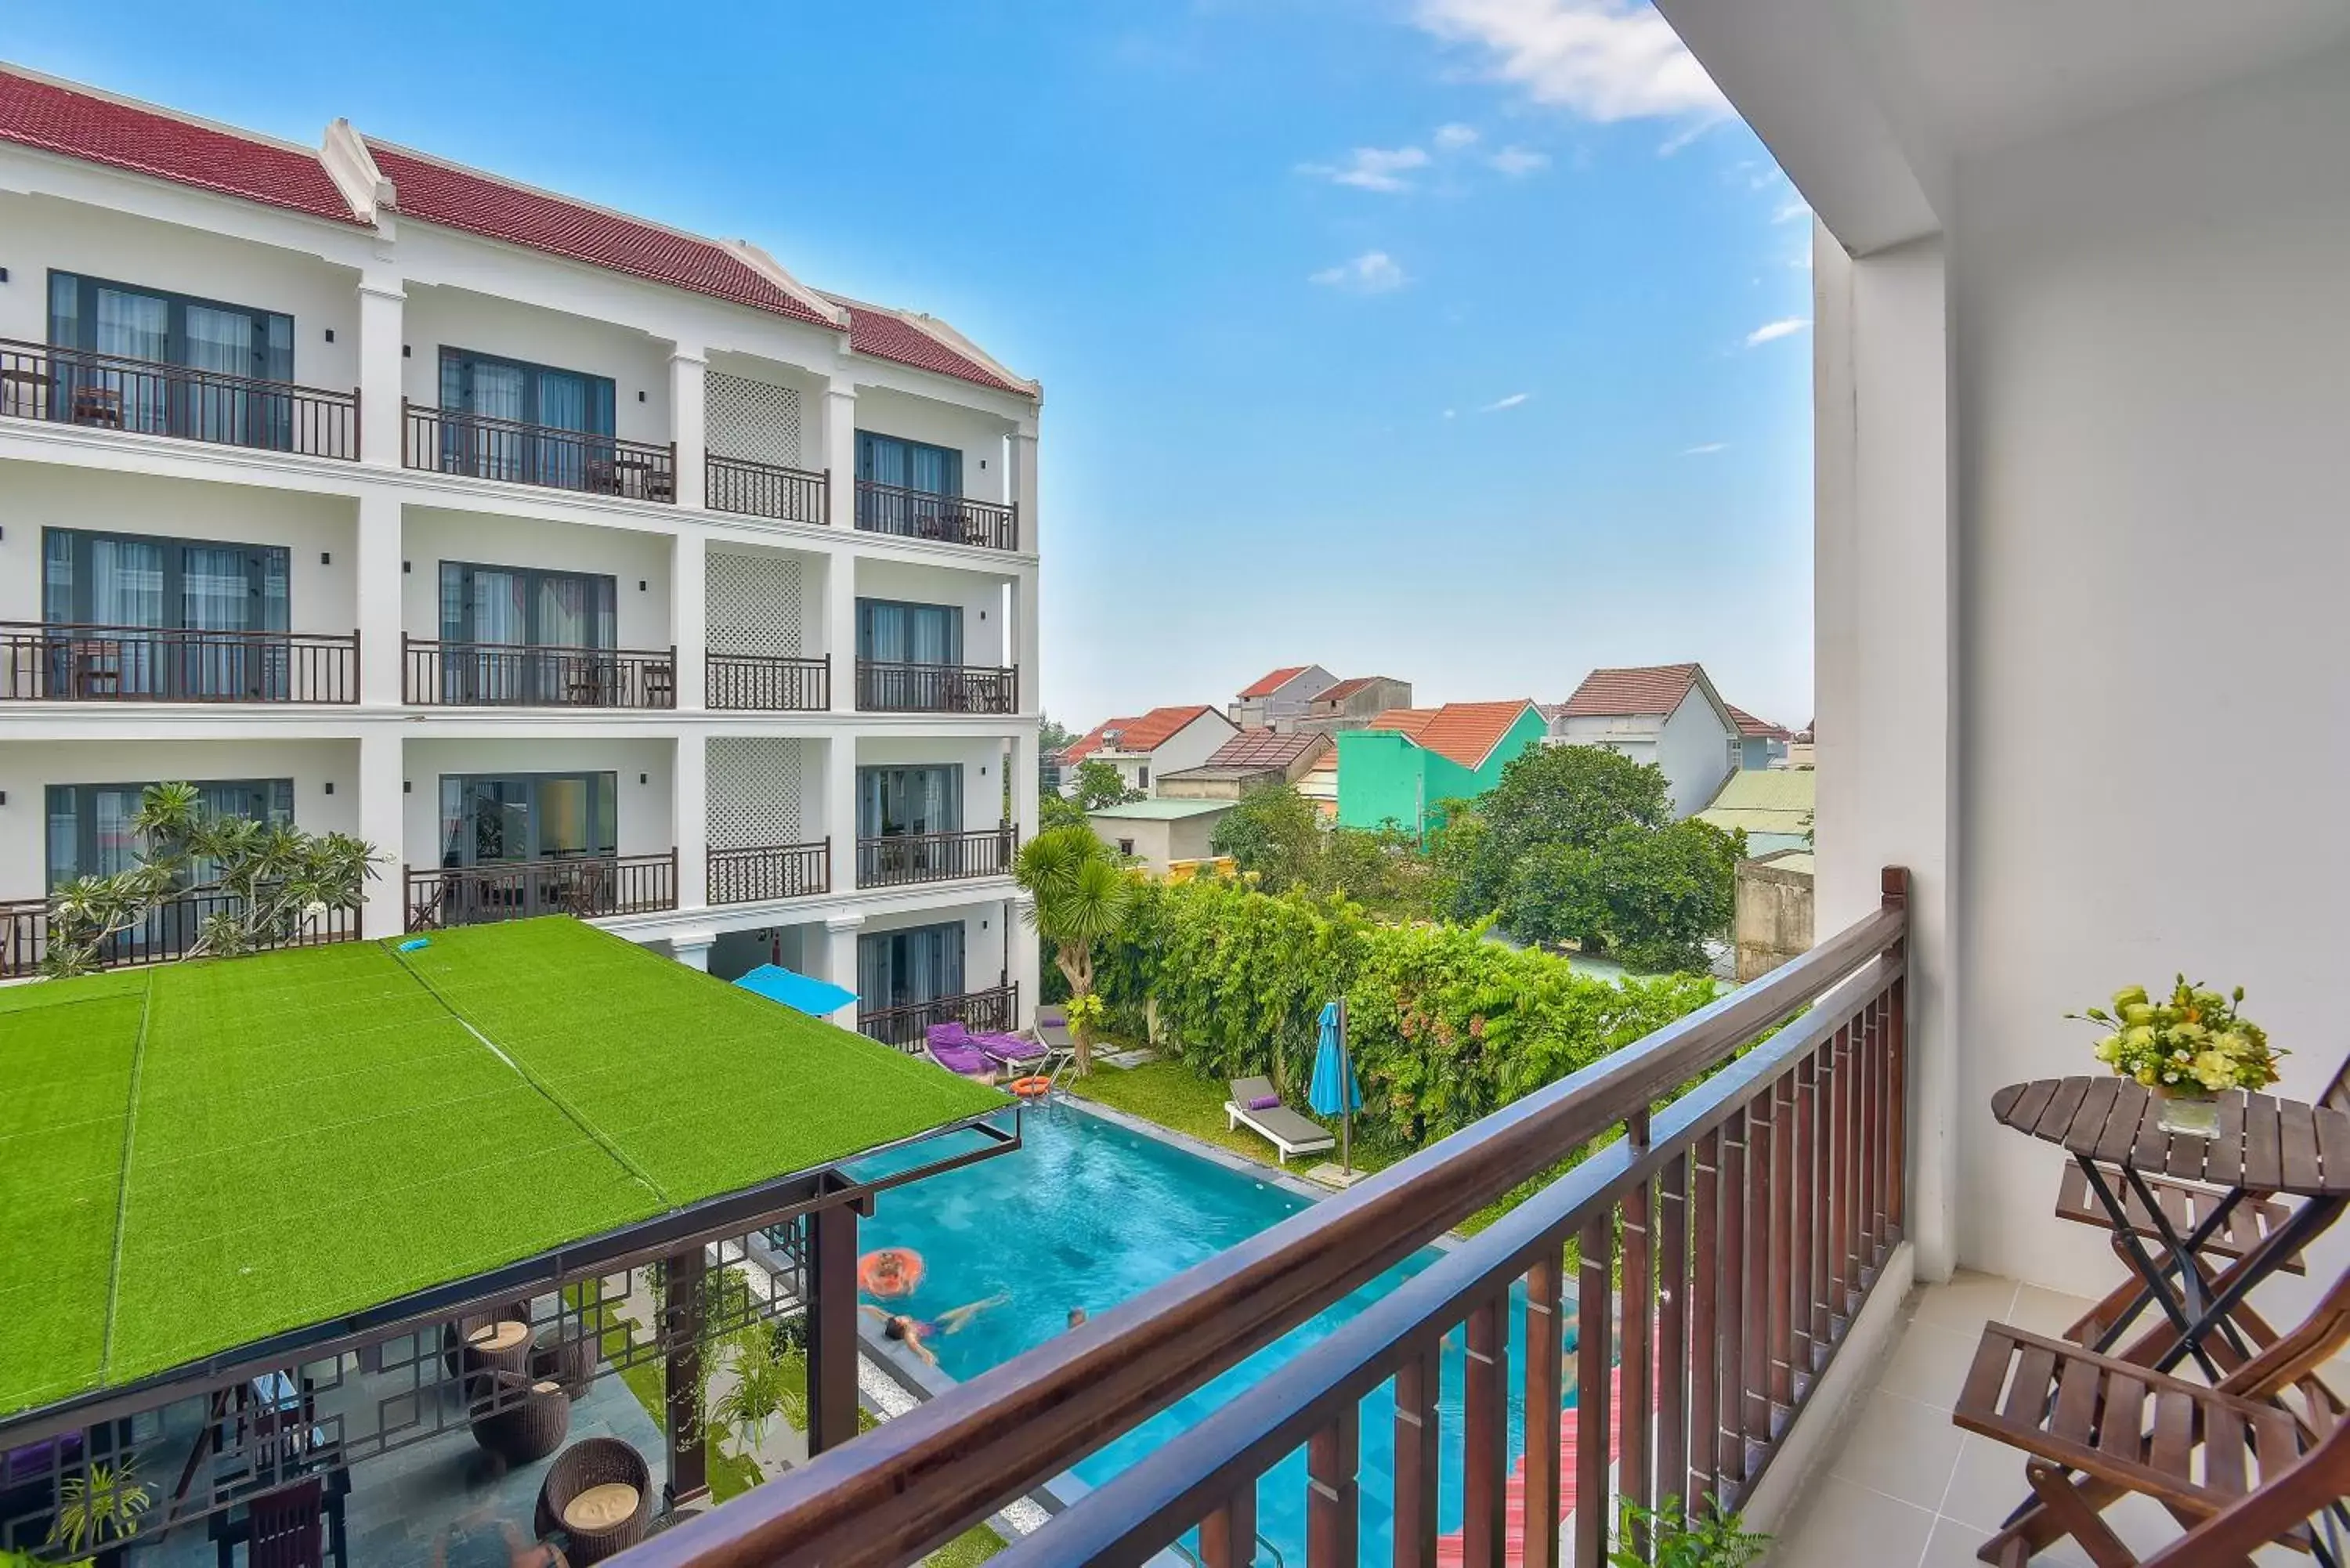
[1013,826,1134,1076]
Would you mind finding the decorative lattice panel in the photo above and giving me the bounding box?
[708,371,805,468]
[709,736,808,849]
[708,551,805,657]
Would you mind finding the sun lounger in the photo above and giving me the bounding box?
[970,1027,1049,1075]
[1225,1076,1336,1165]
[924,1023,996,1082]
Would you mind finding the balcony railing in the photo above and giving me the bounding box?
[858,982,1020,1052]
[0,338,360,460]
[0,892,360,979]
[707,840,830,906]
[854,480,1018,552]
[403,399,676,501]
[855,660,1019,714]
[403,637,678,708]
[707,453,828,524]
[403,852,678,930]
[0,623,360,703]
[629,872,1913,1568]
[707,652,830,711]
[855,825,1016,889]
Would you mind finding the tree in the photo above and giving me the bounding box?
[1070,758,1143,811]
[1014,826,1136,1075]
[1500,819,1744,974]
[1210,783,1323,892]
[44,782,381,977]
[1038,792,1090,835]
[1038,713,1079,755]
[1309,825,1432,919]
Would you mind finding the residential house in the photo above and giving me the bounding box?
[1155,727,1332,800]
[1298,746,1340,819]
[1697,767,1816,857]
[1293,674,1412,735]
[1725,703,1791,769]
[1549,663,1741,819]
[1227,664,1334,731]
[1084,797,1235,876]
[0,63,1044,1044]
[1336,700,1547,837]
[1060,705,1236,797]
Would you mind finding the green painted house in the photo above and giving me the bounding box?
[1336,699,1549,837]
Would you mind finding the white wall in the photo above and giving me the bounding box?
[0,739,359,893]
[851,387,1011,504]
[399,508,674,648]
[0,193,363,391]
[400,736,676,869]
[1654,689,1737,820]
[0,462,357,630]
[1096,714,1237,794]
[855,559,1012,668]
[401,284,674,448]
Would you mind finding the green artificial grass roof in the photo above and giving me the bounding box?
[0,919,1003,1419]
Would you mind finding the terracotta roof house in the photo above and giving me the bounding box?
[1337,700,1548,838]
[1156,728,1335,800]
[1296,675,1414,735]
[1060,705,1238,797]
[1725,704,1794,771]
[1228,665,1336,732]
[1550,663,1741,819]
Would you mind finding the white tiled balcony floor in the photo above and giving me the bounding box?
[1765,1272,2312,1567]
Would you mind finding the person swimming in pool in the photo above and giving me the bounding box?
[861,1294,1008,1367]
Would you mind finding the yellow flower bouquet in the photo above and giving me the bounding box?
[2073,977,2283,1098]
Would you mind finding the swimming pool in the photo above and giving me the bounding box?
[850,1100,1578,1563]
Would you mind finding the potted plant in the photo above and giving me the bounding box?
[2073,977,2283,1137]
[1610,1494,1768,1568]
[49,1458,150,1568]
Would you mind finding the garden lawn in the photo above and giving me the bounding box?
[0,920,1004,1419]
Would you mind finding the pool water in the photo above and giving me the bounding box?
[851,1101,1579,1563]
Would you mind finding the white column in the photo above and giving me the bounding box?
[674,733,707,914]
[1010,728,1038,846]
[357,728,405,940]
[823,379,857,532]
[826,553,858,716]
[822,912,865,1030]
[672,932,715,973]
[356,275,404,469]
[670,346,707,511]
[1008,420,1039,552]
[356,490,403,706]
[1014,565,1040,715]
[1813,222,1958,1282]
[1009,891,1039,1030]
[825,734,859,897]
[672,530,706,714]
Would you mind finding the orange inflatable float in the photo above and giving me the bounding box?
[1009,1076,1053,1098]
[858,1247,924,1299]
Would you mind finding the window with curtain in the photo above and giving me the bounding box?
[436,773,618,868]
[42,529,291,699]
[46,779,292,887]
[856,765,963,840]
[857,922,967,1010]
[439,348,616,486]
[437,562,616,702]
[49,272,295,444]
[855,599,964,666]
[855,432,962,495]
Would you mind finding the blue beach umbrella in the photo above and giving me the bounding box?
[1311,999,1361,1172]
[732,963,857,1020]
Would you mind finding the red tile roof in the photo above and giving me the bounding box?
[1065,705,1222,762]
[0,68,362,226]
[1197,728,1329,771]
[1313,677,1379,705]
[823,297,1031,396]
[1238,666,1313,701]
[365,141,837,328]
[1726,703,1789,741]
[1367,706,1440,740]
[1407,701,1541,770]
[1560,663,1703,719]
[1061,716,1137,764]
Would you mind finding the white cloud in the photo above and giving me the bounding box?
[1434,122,1481,150]
[1296,144,1432,193]
[1479,392,1531,412]
[1488,145,1551,176]
[1773,198,1810,225]
[1655,120,1716,157]
[1744,317,1810,347]
[1682,441,1727,455]
[1442,408,1459,420]
[1310,251,1409,294]
[1413,0,1729,122]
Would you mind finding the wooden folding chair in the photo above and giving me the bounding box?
[1957,1260,2350,1566]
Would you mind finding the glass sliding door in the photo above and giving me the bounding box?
[47,779,293,958]
[49,272,294,446]
[855,432,965,537]
[856,765,963,840]
[439,349,616,488]
[438,562,615,704]
[855,600,963,666]
[857,922,967,1013]
[435,771,620,922]
[42,528,291,699]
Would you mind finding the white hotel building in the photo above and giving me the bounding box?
[0,65,1042,1042]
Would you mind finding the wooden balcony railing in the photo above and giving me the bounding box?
[0,892,359,979]
[706,453,828,524]
[855,825,1016,889]
[403,399,676,501]
[707,840,830,906]
[0,338,360,460]
[855,660,1019,714]
[403,636,678,708]
[0,623,360,703]
[858,982,1020,1052]
[707,652,830,711]
[403,852,678,930]
[854,480,1018,552]
[629,870,1913,1568]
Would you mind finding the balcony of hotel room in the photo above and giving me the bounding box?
[848,556,1021,718]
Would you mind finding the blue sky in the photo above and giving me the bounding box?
[2,0,1815,730]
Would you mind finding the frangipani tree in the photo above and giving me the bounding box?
[1013,826,1134,1075]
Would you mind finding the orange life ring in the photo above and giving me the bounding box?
[1009,1076,1053,1099]
[858,1247,924,1299]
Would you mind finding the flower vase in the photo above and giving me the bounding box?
[2154,1086,2222,1139]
